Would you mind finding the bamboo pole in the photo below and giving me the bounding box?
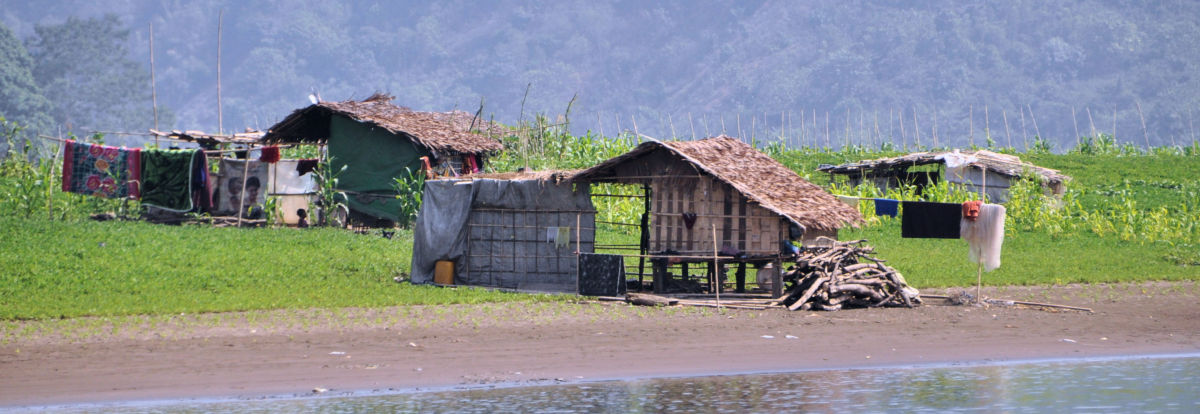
[712,223,720,309]
[149,22,159,141]
[932,109,939,148]
[688,112,696,140]
[1071,106,1080,147]
[1136,101,1150,149]
[1019,107,1028,150]
[236,154,250,227]
[1002,110,1011,149]
[968,104,974,147]
[984,105,990,147]
[1087,107,1097,139]
[825,111,830,148]
[216,10,223,135]
[913,107,921,149]
[1027,104,1042,144]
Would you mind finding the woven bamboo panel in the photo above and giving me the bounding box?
[651,176,782,255]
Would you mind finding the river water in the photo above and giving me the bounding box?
[42,354,1200,413]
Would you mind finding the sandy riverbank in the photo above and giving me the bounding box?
[2,281,1198,408]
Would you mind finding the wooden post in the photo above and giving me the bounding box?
[712,224,720,309]
[1002,110,1012,149]
[1027,104,1042,143]
[772,257,783,299]
[1136,101,1150,149]
[236,153,250,227]
[216,10,223,135]
[1072,106,1080,148]
[149,22,159,140]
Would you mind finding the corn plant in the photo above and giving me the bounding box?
[392,166,425,229]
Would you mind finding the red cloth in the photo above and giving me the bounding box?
[259,146,281,163]
[962,200,983,221]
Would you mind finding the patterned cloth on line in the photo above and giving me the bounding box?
[141,149,199,212]
[61,140,141,199]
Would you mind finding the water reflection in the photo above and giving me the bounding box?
[60,355,1200,413]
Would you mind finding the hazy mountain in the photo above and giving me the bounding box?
[2,0,1198,150]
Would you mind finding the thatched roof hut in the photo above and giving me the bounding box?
[258,93,506,224]
[817,149,1070,201]
[261,93,505,155]
[576,136,862,249]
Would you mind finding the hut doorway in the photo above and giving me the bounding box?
[590,182,650,291]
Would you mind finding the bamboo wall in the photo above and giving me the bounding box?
[649,175,784,256]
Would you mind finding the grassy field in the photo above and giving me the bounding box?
[2,123,1198,320]
[0,217,561,320]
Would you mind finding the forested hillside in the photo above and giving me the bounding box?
[2,0,1199,150]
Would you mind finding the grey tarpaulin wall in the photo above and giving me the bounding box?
[411,178,595,292]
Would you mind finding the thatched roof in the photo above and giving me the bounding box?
[149,129,264,145]
[574,136,863,232]
[817,150,1070,185]
[261,93,506,155]
[443,169,580,183]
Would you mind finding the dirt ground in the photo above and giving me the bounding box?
[2,281,1199,408]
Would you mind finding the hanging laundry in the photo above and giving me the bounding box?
[217,158,269,217]
[962,200,982,221]
[874,198,900,217]
[191,150,213,213]
[546,226,558,243]
[258,146,281,163]
[936,150,978,182]
[270,160,317,195]
[296,159,319,176]
[836,195,859,210]
[141,149,200,212]
[961,203,1006,272]
[901,201,962,238]
[682,212,698,229]
[61,140,141,199]
[556,226,571,249]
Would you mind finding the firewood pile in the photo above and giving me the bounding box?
[781,239,921,311]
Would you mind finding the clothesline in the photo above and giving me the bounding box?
[38,135,303,156]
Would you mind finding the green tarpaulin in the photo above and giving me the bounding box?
[328,116,429,223]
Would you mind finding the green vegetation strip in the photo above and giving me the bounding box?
[0,218,562,320]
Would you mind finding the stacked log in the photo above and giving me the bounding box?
[781,240,920,311]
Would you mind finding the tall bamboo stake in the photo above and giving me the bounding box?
[968,104,974,147]
[1019,107,1028,150]
[1071,106,1080,147]
[149,22,159,140]
[824,111,830,148]
[688,112,696,140]
[1002,110,1012,149]
[1136,101,1150,148]
[874,110,881,149]
[1087,107,1097,139]
[217,10,223,135]
[712,224,720,309]
[933,109,940,148]
[1027,104,1042,144]
[983,105,990,147]
[913,107,921,149]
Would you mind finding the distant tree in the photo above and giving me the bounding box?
[24,15,163,134]
[0,22,53,137]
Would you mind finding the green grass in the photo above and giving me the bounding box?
[843,218,1196,288]
[0,217,562,320]
[3,120,1198,321]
